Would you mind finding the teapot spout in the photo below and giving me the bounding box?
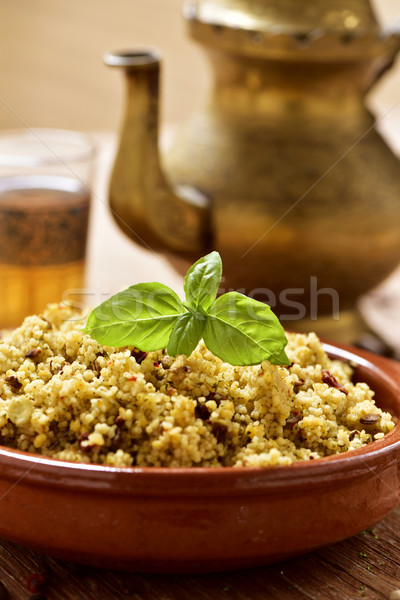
[104,50,210,257]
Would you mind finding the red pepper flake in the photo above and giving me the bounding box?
[154,362,160,368]
[321,370,348,395]
[26,573,45,594]
[107,360,112,367]
[128,375,137,381]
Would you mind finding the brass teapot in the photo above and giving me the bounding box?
[105,0,400,342]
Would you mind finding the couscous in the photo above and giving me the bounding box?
[0,304,395,467]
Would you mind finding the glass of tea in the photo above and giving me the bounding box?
[0,129,96,329]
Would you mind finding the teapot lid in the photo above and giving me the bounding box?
[184,0,400,61]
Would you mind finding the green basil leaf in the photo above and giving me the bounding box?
[83,253,289,367]
[84,282,186,350]
[203,292,290,366]
[184,251,222,311]
[167,312,206,357]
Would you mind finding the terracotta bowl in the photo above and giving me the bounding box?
[0,343,399,573]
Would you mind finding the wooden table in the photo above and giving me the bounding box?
[1,134,400,600]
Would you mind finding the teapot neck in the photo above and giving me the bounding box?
[207,49,396,109]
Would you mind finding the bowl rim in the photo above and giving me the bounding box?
[0,341,399,496]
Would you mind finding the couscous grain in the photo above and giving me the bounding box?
[0,304,395,467]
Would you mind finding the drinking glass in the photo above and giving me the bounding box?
[0,128,96,329]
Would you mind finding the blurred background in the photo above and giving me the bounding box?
[0,0,399,351]
[0,0,209,132]
[0,0,399,134]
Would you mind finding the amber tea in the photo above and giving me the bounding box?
[0,175,90,329]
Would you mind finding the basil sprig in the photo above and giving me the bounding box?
[84,252,290,366]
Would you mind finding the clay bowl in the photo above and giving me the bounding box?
[0,342,399,573]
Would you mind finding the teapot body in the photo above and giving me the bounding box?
[164,52,400,334]
[107,0,400,340]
